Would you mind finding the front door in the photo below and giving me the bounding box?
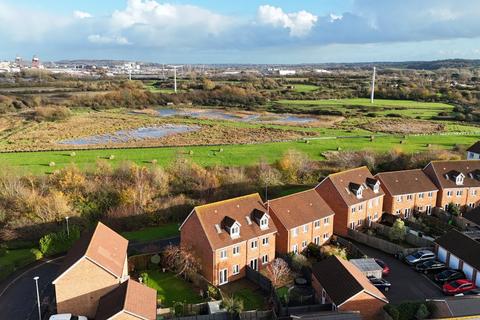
[250,258,258,271]
[321,289,326,304]
[219,268,228,285]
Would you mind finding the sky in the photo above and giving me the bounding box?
[1,0,480,64]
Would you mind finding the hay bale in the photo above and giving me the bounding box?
[70,151,76,157]
[108,155,115,160]
[49,162,56,167]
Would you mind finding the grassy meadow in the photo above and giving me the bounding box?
[1,132,478,175]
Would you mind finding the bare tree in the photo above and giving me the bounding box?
[162,244,200,279]
[263,258,292,288]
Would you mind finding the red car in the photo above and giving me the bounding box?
[375,258,390,276]
[443,279,476,295]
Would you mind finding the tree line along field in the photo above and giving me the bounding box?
[274,98,454,119]
[2,133,479,175]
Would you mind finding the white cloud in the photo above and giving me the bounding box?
[73,10,93,19]
[87,34,131,45]
[329,14,343,23]
[257,5,317,37]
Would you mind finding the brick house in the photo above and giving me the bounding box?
[467,141,480,160]
[52,222,129,318]
[180,193,277,286]
[315,167,384,237]
[423,160,480,211]
[375,169,438,218]
[268,189,334,254]
[95,279,157,320]
[435,230,480,288]
[312,256,388,320]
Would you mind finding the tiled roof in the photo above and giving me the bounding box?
[54,222,128,281]
[375,169,438,196]
[268,189,334,229]
[467,141,480,154]
[435,230,480,271]
[312,256,387,306]
[95,279,157,320]
[463,207,480,226]
[424,160,480,189]
[189,193,277,250]
[316,167,384,206]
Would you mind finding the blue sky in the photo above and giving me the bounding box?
[1,0,479,63]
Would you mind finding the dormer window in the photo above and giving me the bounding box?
[230,225,240,238]
[456,174,464,186]
[251,209,269,230]
[349,182,364,199]
[366,178,380,193]
[356,189,363,198]
[221,216,241,239]
[260,216,269,229]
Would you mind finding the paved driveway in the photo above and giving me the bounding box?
[0,236,180,320]
[352,241,442,303]
[0,256,64,320]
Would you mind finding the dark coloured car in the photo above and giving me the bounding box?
[368,276,392,292]
[375,258,390,276]
[415,260,446,274]
[434,269,466,283]
[443,279,476,295]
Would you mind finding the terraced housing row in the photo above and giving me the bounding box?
[181,160,480,286]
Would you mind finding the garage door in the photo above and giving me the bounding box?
[437,247,447,263]
[463,263,474,280]
[449,255,460,269]
[476,273,480,288]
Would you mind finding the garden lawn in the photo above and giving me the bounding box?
[143,270,204,306]
[1,133,479,175]
[121,223,180,242]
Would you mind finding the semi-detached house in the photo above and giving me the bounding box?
[180,193,277,286]
[268,189,334,254]
[423,160,480,211]
[315,167,384,237]
[375,169,438,217]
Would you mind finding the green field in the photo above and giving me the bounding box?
[291,84,319,93]
[1,133,479,175]
[276,98,454,119]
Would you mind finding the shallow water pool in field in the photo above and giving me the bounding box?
[59,124,200,145]
[154,108,316,124]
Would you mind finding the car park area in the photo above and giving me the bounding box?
[352,242,442,303]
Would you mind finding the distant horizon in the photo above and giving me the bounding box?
[1,0,480,63]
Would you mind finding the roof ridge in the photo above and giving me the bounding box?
[328,166,368,177]
[195,193,261,212]
[268,188,315,202]
[376,168,422,175]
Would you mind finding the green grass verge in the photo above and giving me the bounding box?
[0,248,42,281]
[121,223,180,242]
[143,270,204,306]
[1,133,479,174]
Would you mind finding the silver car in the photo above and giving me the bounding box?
[405,250,435,265]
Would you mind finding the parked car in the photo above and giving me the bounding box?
[415,260,446,274]
[405,250,436,265]
[49,314,88,320]
[375,258,390,276]
[434,269,466,283]
[368,276,392,292]
[443,279,477,295]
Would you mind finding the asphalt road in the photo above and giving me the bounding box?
[0,236,180,320]
[0,256,64,320]
[352,241,443,303]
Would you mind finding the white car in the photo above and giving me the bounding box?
[49,314,88,320]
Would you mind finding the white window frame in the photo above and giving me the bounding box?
[292,244,298,254]
[233,245,240,256]
[447,190,453,197]
[250,240,258,249]
[314,236,320,245]
[418,192,424,199]
[323,217,330,225]
[219,268,228,285]
[259,216,269,229]
[457,190,463,197]
[232,264,239,275]
[428,191,433,197]
[262,254,268,265]
[323,233,329,240]
[292,227,298,237]
[262,237,269,246]
[303,224,308,233]
[220,249,227,260]
[301,240,307,249]
[314,220,320,229]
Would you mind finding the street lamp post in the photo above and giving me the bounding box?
[65,216,70,237]
[33,276,41,320]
